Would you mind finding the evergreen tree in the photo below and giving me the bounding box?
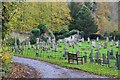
[69,3,98,36]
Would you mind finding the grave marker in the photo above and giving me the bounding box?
[116,52,120,70]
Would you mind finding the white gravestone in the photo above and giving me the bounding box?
[96,37,99,41]
[106,37,109,42]
[116,40,119,48]
[92,40,96,47]
[88,37,90,43]
[110,40,114,46]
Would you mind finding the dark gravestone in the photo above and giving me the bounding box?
[22,43,25,50]
[84,52,87,63]
[116,52,120,70]
[95,50,101,64]
[12,46,14,52]
[89,48,94,64]
[63,50,68,60]
[109,49,115,59]
[104,41,108,49]
[102,54,109,67]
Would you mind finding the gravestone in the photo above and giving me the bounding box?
[78,42,82,47]
[76,49,80,56]
[55,44,58,52]
[106,37,109,42]
[52,43,55,52]
[102,54,109,67]
[96,37,99,42]
[104,41,108,49]
[95,50,101,64]
[36,38,39,50]
[81,37,84,42]
[22,42,25,50]
[116,40,119,48]
[92,40,96,48]
[14,37,18,50]
[110,40,114,47]
[28,41,31,49]
[109,49,115,59]
[116,52,120,70]
[84,52,87,63]
[89,47,94,63]
[63,48,68,60]
[69,41,72,47]
[88,37,90,43]
[36,50,39,56]
[114,36,116,41]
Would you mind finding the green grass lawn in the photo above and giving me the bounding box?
[13,40,120,77]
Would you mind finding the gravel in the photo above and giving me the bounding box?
[13,56,108,78]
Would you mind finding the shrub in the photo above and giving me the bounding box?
[90,34,103,40]
[31,28,40,38]
[29,34,36,44]
[37,23,48,34]
[7,37,20,46]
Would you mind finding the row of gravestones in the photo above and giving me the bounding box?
[63,47,120,70]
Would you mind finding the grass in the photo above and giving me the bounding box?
[13,40,120,77]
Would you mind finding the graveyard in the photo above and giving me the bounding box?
[12,37,120,77]
[1,1,120,79]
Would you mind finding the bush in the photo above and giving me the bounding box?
[89,34,103,40]
[31,28,40,38]
[56,29,79,40]
[59,28,69,35]
[37,23,48,34]
[7,37,20,46]
[29,34,36,44]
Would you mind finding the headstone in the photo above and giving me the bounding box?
[28,41,31,49]
[84,52,87,63]
[22,42,25,50]
[14,37,18,50]
[109,49,115,59]
[78,42,82,47]
[52,43,55,52]
[81,37,84,42]
[95,50,101,64]
[92,40,96,48]
[89,47,94,63]
[104,41,108,49]
[116,52,120,70]
[76,48,80,56]
[88,37,90,43]
[63,48,68,59]
[55,44,58,52]
[96,37,99,42]
[114,36,116,41]
[102,54,109,66]
[36,38,39,50]
[110,40,114,47]
[106,37,109,42]
[116,40,119,48]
